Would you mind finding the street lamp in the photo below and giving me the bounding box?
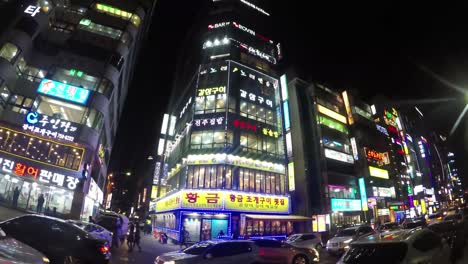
[126,172,131,176]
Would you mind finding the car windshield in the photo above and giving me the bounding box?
[428,214,441,219]
[183,242,214,255]
[342,243,408,264]
[337,229,357,237]
[96,217,116,230]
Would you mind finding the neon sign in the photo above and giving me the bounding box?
[233,119,257,132]
[342,91,354,125]
[24,112,79,142]
[261,128,279,138]
[37,79,90,105]
[233,21,255,36]
[324,148,354,164]
[369,166,389,179]
[24,5,41,17]
[376,124,389,136]
[0,156,79,190]
[194,116,225,127]
[197,86,226,97]
[358,178,368,211]
[364,147,390,165]
[350,137,358,160]
[240,89,273,108]
[331,198,361,211]
[288,162,295,191]
[317,105,347,124]
[232,66,278,90]
[240,0,270,16]
[208,22,230,29]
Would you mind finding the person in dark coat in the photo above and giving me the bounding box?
[36,194,45,214]
[127,223,135,252]
[134,224,142,252]
[12,187,19,208]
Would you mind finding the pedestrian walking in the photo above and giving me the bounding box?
[134,223,142,252]
[36,194,45,214]
[12,187,19,208]
[127,222,135,252]
[217,230,225,238]
[180,226,189,249]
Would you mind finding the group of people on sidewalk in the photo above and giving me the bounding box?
[126,222,142,252]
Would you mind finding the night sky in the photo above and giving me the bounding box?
[109,1,468,197]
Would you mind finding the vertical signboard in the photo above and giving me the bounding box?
[358,178,368,211]
[288,162,295,191]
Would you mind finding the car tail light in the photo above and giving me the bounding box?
[259,248,265,257]
[99,245,110,254]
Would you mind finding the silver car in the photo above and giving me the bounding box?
[286,233,323,250]
[155,240,260,264]
[326,226,375,255]
[67,220,113,246]
[0,227,50,263]
[338,228,451,263]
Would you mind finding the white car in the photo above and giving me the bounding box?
[326,225,375,255]
[338,228,451,263]
[0,227,50,263]
[155,240,260,264]
[286,233,323,249]
[68,220,113,246]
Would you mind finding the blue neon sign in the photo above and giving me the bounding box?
[358,178,368,211]
[283,101,290,131]
[37,79,90,105]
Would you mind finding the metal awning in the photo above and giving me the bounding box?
[244,214,315,221]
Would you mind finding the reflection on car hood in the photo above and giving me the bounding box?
[159,251,200,262]
[328,236,353,243]
[0,237,45,263]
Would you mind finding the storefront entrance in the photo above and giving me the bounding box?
[182,212,230,242]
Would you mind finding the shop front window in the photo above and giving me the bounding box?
[0,126,84,171]
[245,220,292,236]
[0,43,20,63]
[36,96,104,130]
[0,173,73,215]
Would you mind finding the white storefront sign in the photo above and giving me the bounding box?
[24,5,41,17]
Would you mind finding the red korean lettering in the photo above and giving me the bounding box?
[185,192,199,203]
[230,194,236,202]
[259,197,265,204]
[13,163,26,176]
[233,119,240,127]
[240,121,245,129]
[206,193,220,204]
[266,198,271,204]
[236,194,243,202]
[252,125,257,132]
[246,196,252,203]
[280,199,285,205]
[26,166,39,179]
[254,197,259,204]
[274,198,279,205]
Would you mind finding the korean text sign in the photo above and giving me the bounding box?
[24,112,79,142]
[37,79,90,105]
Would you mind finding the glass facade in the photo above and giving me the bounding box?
[190,130,233,149]
[0,172,73,214]
[0,43,20,63]
[0,126,84,171]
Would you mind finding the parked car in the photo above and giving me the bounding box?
[0,227,50,263]
[376,222,400,233]
[95,212,128,244]
[286,233,323,250]
[155,240,260,264]
[67,220,113,246]
[0,215,111,264]
[252,239,319,264]
[402,217,427,229]
[426,213,443,224]
[338,228,451,264]
[326,226,375,256]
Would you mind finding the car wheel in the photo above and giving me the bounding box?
[64,256,83,264]
[293,255,309,264]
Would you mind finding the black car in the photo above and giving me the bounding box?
[0,215,111,264]
[428,220,465,262]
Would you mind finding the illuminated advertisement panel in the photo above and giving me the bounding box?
[342,91,354,125]
[350,137,359,160]
[155,190,290,214]
[288,162,295,191]
[372,186,396,198]
[283,101,290,130]
[364,147,390,165]
[317,105,347,124]
[37,79,90,105]
[24,112,80,142]
[318,115,349,134]
[358,178,368,211]
[369,166,389,179]
[280,74,288,101]
[331,198,362,211]
[324,148,354,164]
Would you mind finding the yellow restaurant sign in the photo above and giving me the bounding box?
[155,189,290,214]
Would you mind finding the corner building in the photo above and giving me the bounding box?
[0,1,155,219]
[152,0,310,242]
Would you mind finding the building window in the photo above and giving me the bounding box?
[328,185,356,199]
[187,165,225,189]
[240,100,275,125]
[238,167,285,195]
[78,19,124,40]
[195,94,226,114]
[16,58,47,83]
[94,3,141,27]
[190,130,232,149]
[0,80,10,109]
[240,132,278,156]
[50,21,75,34]
[36,96,104,130]
[50,68,99,91]
[9,95,33,114]
[0,43,20,63]
[0,127,84,171]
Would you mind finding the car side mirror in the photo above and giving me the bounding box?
[205,253,213,259]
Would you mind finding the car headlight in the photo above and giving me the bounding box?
[42,256,50,263]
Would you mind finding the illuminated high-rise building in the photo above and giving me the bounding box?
[0,1,156,219]
[151,0,309,242]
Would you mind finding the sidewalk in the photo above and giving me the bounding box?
[0,204,27,221]
[110,234,181,264]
